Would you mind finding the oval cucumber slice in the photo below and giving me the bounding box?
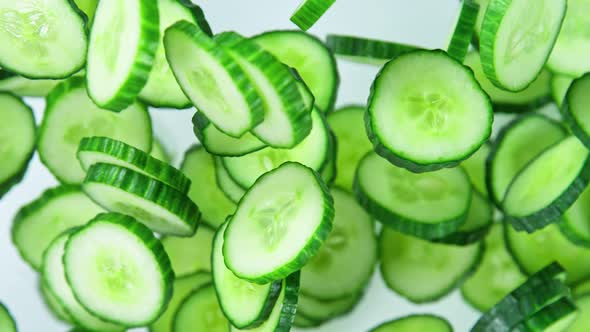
[173,284,230,332]
[161,224,215,277]
[562,73,590,148]
[370,315,452,332]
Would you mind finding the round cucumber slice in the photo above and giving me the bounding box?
[215,157,245,203]
[290,0,336,31]
[326,35,419,66]
[446,0,479,62]
[370,315,452,332]
[461,142,490,197]
[320,130,337,188]
[0,303,16,332]
[173,284,230,332]
[161,224,215,277]
[563,73,590,148]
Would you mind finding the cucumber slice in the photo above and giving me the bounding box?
[560,183,590,248]
[461,143,490,197]
[149,272,212,332]
[63,213,173,326]
[161,224,215,277]
[87,0,159,111]
[41,280,73,323]
[73,0,98,24]
[173,284,230,332]
[551,74,574,107]
[366,50,492,172]
[325,35,419,66]
[327,105,373,191]
[297,292,361,323]
[294,314,322,329]
[503,136,590,232]
[82,163,200,236]
[486,114,567,208]
[78,136,190,194]
[370,315,453,332]
[479,0,566,91]
[290,0,335,31]
[216,31,312,148]
[320,130,337,188]
[253,30,339,112]
[354,152,472,239]
[446,0,480,62]
[473,0,490,40]
[12,185,105,270]
[563,73,590,148]
[139,0,212,108]
[510,297,578,332]
[461,223,527,312]
[42,231,124,332]
[0,71,62,97]
[180,146,236,228]
[151,138,171,163]
[192,112,266,157]
[39,77,152,184]
[223,162,334,283]
[164,21,264,137]
[0,0,87,79]
[565,294,590,332]
[215,158,245,203]
[222,108,330,189]
[0,303,16,332]
[0,93,35,198]
[379,228,482,303]
[300,189,376,300]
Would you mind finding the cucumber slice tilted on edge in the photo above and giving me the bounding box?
[446,0,480,62]
[223,162,334,283]
[461,143,490,197]
[161,224,215,277]
[366,50,492,172]
[296,291,362,324]
[0,303,16,332]
[320,130,338,188]
[326,35,419,66]
[561,183,590,248]
[551,74,575,107]
[290,0,336,31]
[63,213,174,326]
[215,158,246,203]
[87,0,160,111]
[562,73,590,148]
[370,315,453,332]
[173,284,230,332]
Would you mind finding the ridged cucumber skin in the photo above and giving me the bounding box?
[370,314,453,332]
[64,213,174,326]
[83,163,200,236]
[562,73,590,149]
[78,136,190,193]
[510,297,578,332]
[290,0,336,31]
[275,272,301,332]
[447,0,480,62]
[87,0,160,111]
[0,302,17,332]
[326,35,418,63]
[492,97,553,113]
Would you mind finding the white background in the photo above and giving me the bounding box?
[0,0,488,331]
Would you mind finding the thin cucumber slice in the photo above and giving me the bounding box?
[73,0,98,24]
[511,297,578,332]
[151,138,171,163]
[320,130,337,187]
[370,315,453,332]
[180,146,236,228]
[463,52,552,113]
[0,71,62,97]
[42,231,124,332]
[300,188,376,300]
[486,114,567,208]
[297,292,361,323]
[139,0,212,108]
[560,183,590,248]
[290,0,335,31]
[253,30,339,112]
[380,228,482,303]
[173,284,230,332]
[41,280,73,323]
[192,112,266,157]
[506,223,590,284]
[215,158,245,203]
[565,294,590,332]
[551,74,575,107]
[326,35,419,66]
[149,272,212,332]
[0,0,87,79]
[164,21,263,137]
[354,152,472,240]
[78,136,190,194]
[461,223,527,312]
[562,73,590,148]
[327,105,373,191]
[82,163,200,236]
[223,162,334,283]
[64,213,173,326]
[366,50,492,172]
[39,77,152,184]
[0,93,35,198]
[446,0,480,62]
[461,143,490,197]
[87,0,159,111]
[479,0,566,91]
[222,108,330,189]
[214,222,282,329]
[161,224,215,277]
[294,314,322,329]
[503,136,590,232]
[11,185,105,270]
[473,0,490,40]
[0,303,16,332]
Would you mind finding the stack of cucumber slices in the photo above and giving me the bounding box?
[5,0,590,331]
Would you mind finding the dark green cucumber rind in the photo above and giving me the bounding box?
[0,302,17,332]
[65,212,174,326]
[365,49,493,173]
[562,73,590,149]
[326,34,419,63]
[447,0,479,62]
[369,314,453,332]
[559,219,590,249]
[83,163,200,236]
[491,96,553,113]
[223,163,334,284]
[510,297,577,332]
[276,271,301,332]
[78,136,190,193]
[297,292,364,322]
[290,0,336,31]
[293,313,322,328]
[165,21,264,137]
[321,130,338,188]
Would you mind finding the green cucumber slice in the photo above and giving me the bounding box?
[565,294,590,332]
[300,188,376,300]
[366,50,492,172]
[296,292,361,323]
[473,0,490,40]
[551,74,575,107]
[320,130,337,188]
[73,0,98,24]
[0,71,62,97]
[325,35,419,66]
[503,136,590,232]
[39,77,152,184]
[78,136,190,194]
[293,314,322,328]
[560,183,590,248]
[223,162,334,284]
[87,0,159,111]
[161,224,215,277]
[0,303,16,332]
[0,93,35,198]
[290,0,335,31]
[172,284,230,332]
[354,152,472,239]
[151,138,171,163]
[215,158,245,203]
[370,315,453,332]
[41,280,73,323]
[164,21,263,137]
[379,227,482,303]
[180,146,236,228]
[82,163,200,236]
[510,297,578,332]
[64,213,173,326]
[253,30,339,112]
[12,185,105,270]
[0,0,87,79]
[461,143,490,197]
[446,0,480,62]
[562,73,590,148]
